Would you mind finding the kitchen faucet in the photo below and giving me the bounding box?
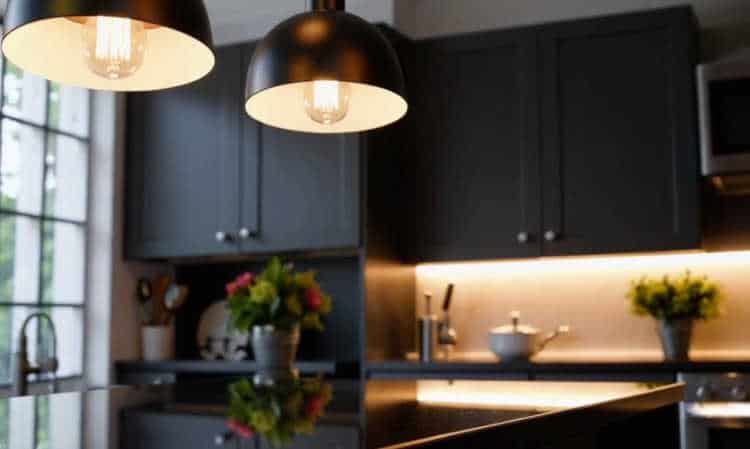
[12,312,58,397]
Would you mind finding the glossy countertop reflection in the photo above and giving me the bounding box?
[0,375,684,449]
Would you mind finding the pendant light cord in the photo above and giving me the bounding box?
[310,0,344,11]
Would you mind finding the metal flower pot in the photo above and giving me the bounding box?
[657,318,693,361]
[251,325,300,370]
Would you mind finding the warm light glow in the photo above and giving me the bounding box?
[304,80,351,125]
[82,16,147,80]
[416,381,658,410]
[416,250,750,278]
[688,402,750,418]
[246,81,407,134]
[2,17,214,91]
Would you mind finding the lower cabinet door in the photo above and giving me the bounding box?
[121,412,255,449]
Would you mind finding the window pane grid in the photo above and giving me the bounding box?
[2,115,91,143]
[0,50,90,387]
[0,210,86,226]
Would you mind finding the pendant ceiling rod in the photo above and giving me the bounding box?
[311,0,345,11]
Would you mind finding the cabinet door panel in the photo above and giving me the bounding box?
[415,31,540,261]
[540,10,699,255]
[126,45,245,258]
[245,129,360,253]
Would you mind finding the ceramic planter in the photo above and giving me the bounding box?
[251,325,300,370]
[657,318,693,361]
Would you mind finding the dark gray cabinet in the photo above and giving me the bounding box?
[413,29,541,261]
[126,44,247,258]
[539,8,699,256]
[126,44,360,259]
[252,128,360,253]
[413,7,699,262]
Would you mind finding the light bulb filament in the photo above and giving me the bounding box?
[82,16,147,80]
[96,17,133,64]
[303,80,351,125]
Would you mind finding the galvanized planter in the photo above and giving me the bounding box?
[251,325,300,370]
[657,318,693,361]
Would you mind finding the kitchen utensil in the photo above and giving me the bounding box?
[151,276,172,325]
[438,284,457,354]
[163,284,189,325]
[419,292,438,362]
[489,311,569,361]
[135,278,153,324]
[196,300,249,360]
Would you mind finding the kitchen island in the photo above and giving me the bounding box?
[0,375,683,449]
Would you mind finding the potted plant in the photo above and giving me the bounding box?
[627,271,722,361]
[226,258,332,370]
[226,376,333,447]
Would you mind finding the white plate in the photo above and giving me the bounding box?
[196,300,249,361]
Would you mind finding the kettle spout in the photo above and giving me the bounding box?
[537,325,570,352]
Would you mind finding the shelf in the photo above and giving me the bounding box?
[365,359,750,380]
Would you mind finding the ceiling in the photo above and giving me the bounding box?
[0,0,395,45]
[203,0,394,44]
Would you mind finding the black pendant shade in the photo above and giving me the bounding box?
[2,0,214,91]
[245,1,407,133]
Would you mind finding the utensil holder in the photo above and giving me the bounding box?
[141,325,175,361]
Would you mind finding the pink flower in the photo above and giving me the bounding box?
[225,281,238,297]
[227,418,254,439]
[305,396,325,418]
[305,289,322,311]
[236,272,254,289]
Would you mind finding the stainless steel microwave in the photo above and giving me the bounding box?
[698,52,750,178]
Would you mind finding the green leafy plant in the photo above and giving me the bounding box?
[627,271,722,323]
[226,257,332,332]
[227,377,333,447]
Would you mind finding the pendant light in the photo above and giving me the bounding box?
[1,0,215,91]
[245,0,407,134]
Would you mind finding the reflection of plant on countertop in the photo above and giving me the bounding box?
[226,257,332,332]
[627,270,722,323]
[227,377,333,447]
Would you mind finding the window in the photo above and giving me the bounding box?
[0,37,90,385]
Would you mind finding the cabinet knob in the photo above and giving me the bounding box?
[215,231,234,243]
[517,232,529,244]
[238,227,257,240]
[731,385,747,401]
[695,384,713,401]
[544,230,558,242]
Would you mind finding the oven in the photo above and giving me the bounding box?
[679,372,750,449]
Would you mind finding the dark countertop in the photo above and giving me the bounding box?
[1,373,683,449]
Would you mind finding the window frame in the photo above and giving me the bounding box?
[0,44,92,387]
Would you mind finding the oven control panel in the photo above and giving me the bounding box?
[679,372,750,402]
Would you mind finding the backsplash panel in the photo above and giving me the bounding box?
[416,251,750,360]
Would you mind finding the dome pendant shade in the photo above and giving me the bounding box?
[1,0,215,91]
[245,3,407,134]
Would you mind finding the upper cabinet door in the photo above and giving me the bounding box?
[246,129,361,253]
[539,8,699,256]
[126,45,245,258]
[414,30,541,261]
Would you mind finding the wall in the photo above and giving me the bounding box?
[86,92,167,388]
[416,251,750,361]
[394,0,750,59]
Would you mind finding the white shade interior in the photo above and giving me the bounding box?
[246,81,408,133]
[2,17,214,91]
